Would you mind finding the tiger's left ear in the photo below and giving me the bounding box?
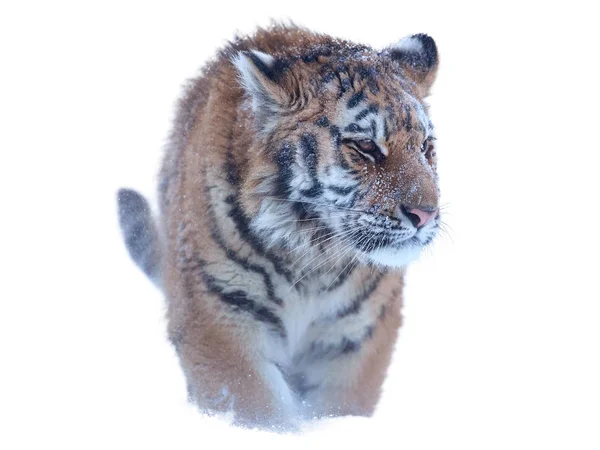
[232,50,290,132]
[389,34,439,97]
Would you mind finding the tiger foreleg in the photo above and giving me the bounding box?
[169,301,298,431]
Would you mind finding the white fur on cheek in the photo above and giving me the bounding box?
[367,245,422,268]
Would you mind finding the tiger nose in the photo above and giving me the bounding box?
[401,206,438,229]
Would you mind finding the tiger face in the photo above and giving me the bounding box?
[235,34,440,270]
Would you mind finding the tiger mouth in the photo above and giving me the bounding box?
[351,229,420,252]
[340,215,438,253]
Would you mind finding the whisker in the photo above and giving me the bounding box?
[285,223,339,237]
[438,224,454,245]
[274,212,356,226]
[289,226,367,289]
[322,231,369,277]
[439,219,454,233]
[325,234,370,290]
[281,225,347,256]
[438,203,452,215]
[261,196,369,214]
[289,224,365,268]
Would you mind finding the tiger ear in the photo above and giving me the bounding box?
[389,34,439,97]
[232,50,290,132]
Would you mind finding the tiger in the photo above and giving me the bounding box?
[117,24,441,431]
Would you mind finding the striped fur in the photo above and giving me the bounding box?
[119,24,441,430]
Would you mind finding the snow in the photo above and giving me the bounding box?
[1,1,599,449]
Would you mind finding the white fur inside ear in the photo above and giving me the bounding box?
[231,50,280,131]
[393,36,424,54]
[250,50,275,67]
[232,50,275,96]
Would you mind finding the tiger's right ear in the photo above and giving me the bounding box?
[232,50,290,132]
[389,34,439,97]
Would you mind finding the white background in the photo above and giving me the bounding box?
[1,1,599,449]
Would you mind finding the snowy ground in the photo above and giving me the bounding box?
[2,2,599,449]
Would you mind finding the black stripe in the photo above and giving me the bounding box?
[205,189,284,306]
[330,125,350,170]
[301,45,332,63]
[200,266,286,338]
[354,108,371,122]
[312,224,334,253]
[349,153,364,165]
[274,142,295,199]
[291,201,318,222]
[178,254,204,274]
[330,125,341,148]
[315,116,330,127]
[403,103,413,131]
[325,261,357,292]
[347,90,365,109]
[341,77,352,95]
[346,190,358,208]
[277,367,319,398]
[300,184,323,198]
[304,324,376,361]
[370,119,378,137]
[354,104,378,122]
[340,338,358,354]
[339,325,375,355]
[224,152,294,283]
[345,123,369,133]
[367,77,380,94]
[334,69,352,98]
[300,133,323,197]
[224,150,241,185]
[326,184,356,196]
[353,187,367,202]
[226,196,294,283]
[320,65,336,84]
[338,271,386,318]
[300,133,319,177]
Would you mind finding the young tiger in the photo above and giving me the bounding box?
[118,24,440,430]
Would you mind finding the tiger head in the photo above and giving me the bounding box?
[234,32,440,270]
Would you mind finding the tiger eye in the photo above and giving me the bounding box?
[356,140,376,152]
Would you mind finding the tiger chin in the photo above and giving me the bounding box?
[117,24,441,432]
